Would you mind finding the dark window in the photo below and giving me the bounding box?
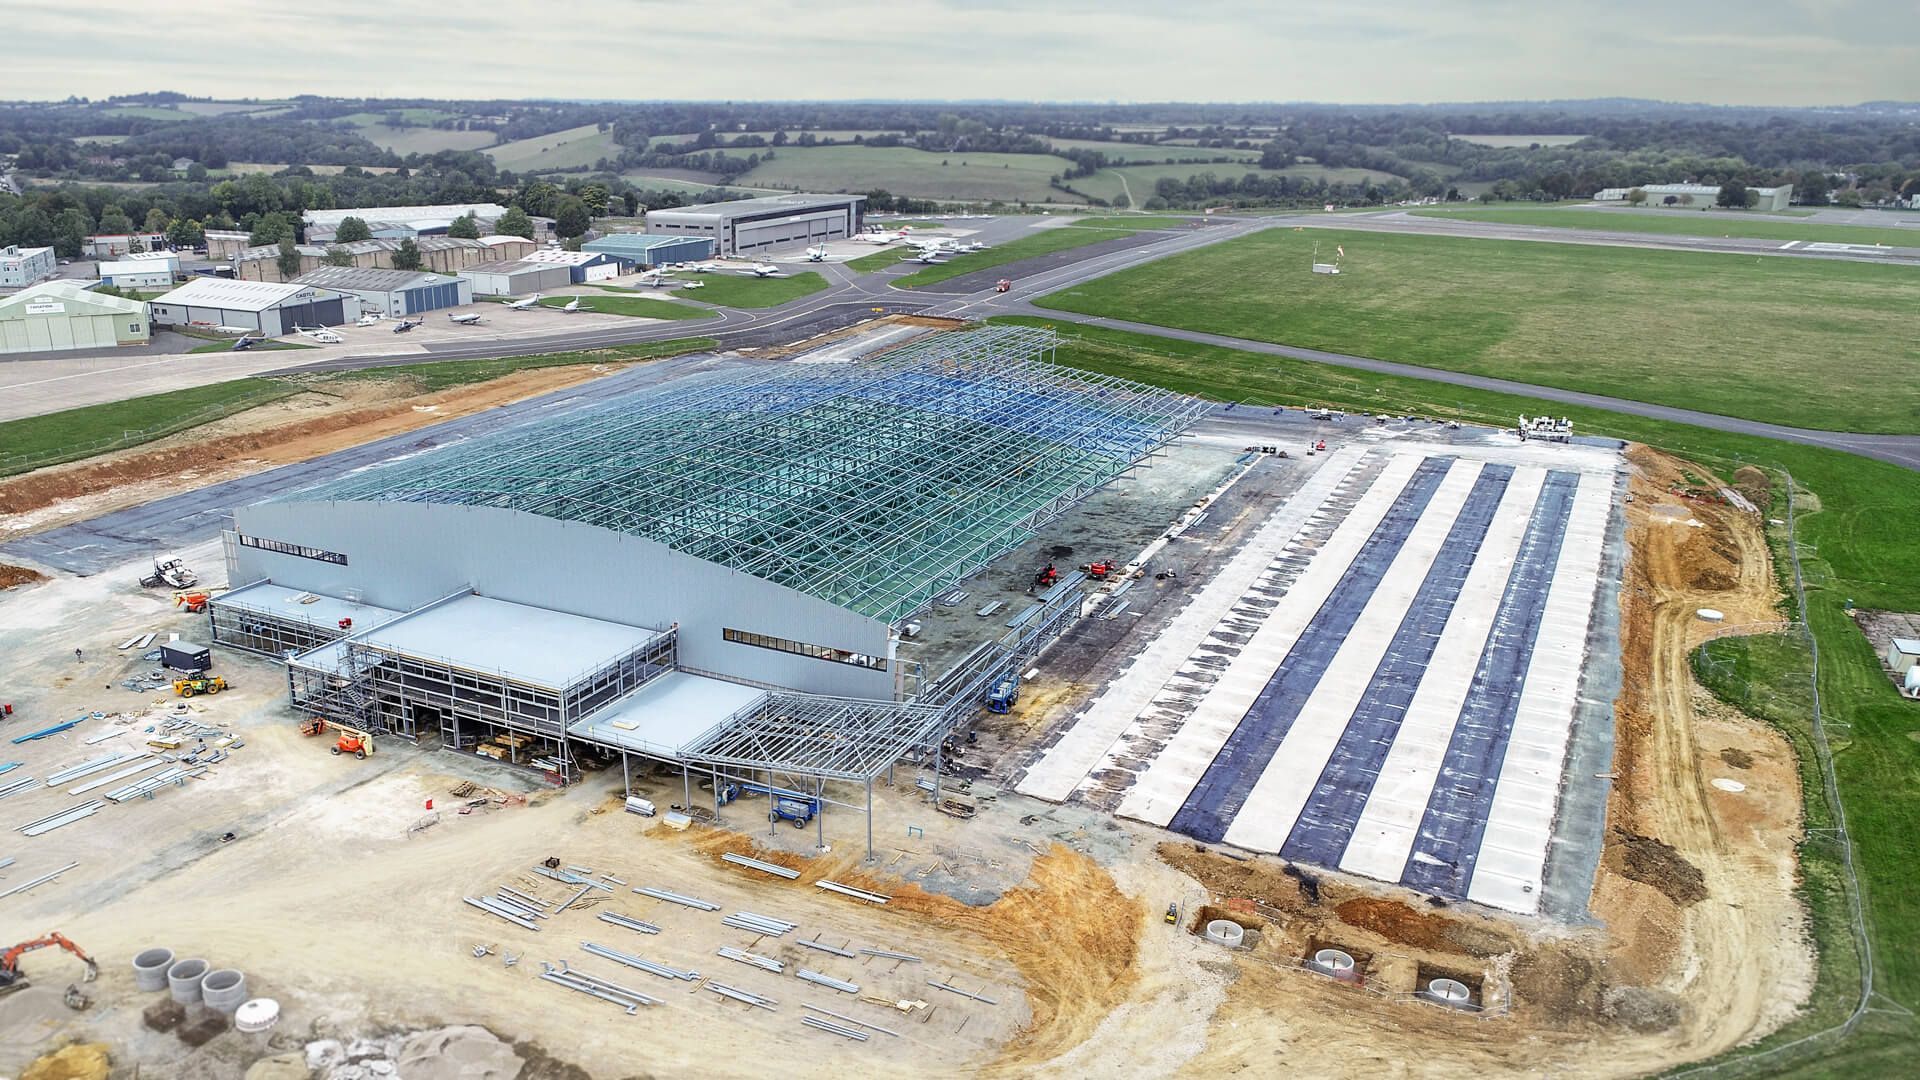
[723,627,886,671]
[237,533,348,565]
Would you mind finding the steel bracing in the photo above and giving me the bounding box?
[680,693,948,783]
[284,326,1207,623]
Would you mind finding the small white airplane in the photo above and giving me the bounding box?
[914,250,944,264]
[634,270,674,288]
[448,312,484,325]
[505,294,542,310]
[560,298,586,313]
[293,325,342,344]
[676,279,704,290]
[805,245,827,262]
[851,230,907,245]
[738,263,780,278]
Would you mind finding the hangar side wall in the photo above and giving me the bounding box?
[230,501,893,698]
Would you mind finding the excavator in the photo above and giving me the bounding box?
[0,932,98,1007]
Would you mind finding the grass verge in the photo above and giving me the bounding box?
[0,379,298,477]
[1411,204,1920,248]
[672,271,829,308]
[1032,227,1920,434]
[299,337,720,393]
[187,338,314,354]
[537,295,711,320]
[847,248,917,273]
[893,227,1131,287]
[994,313,1920,1075]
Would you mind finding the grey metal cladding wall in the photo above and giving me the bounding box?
[232,500,892,698]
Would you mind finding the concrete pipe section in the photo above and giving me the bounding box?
[234,998,281,1033]
[132,947,174,992]
[1423,977,1475,1009]
[1204,920,1246,948]
[166,958,209,1004]
[1311,949,1357,981]
[201,969,248,1013]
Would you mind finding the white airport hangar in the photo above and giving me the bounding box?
[150,278,354,335]
[643,194,867,255]
[0,280,150,355]
[205,327,1204,845]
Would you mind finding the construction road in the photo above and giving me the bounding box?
[5,210,1920,476]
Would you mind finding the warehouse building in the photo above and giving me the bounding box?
[204,230,251,260]
[292,267,473,317]
[0,245,58,288]
[0,280,150,355]
[150,277,355,335]
[305,205,557,244]
[582,232,716,267]
[1593,183,1794,211]
[463,259,572,297]
[98,257,178,289]
[518,248,628,283]
[644,194,866,255]
[84,232,169,258]
[207,326,1202,827]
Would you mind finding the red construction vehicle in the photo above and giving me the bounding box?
[1032,563,1060,591]
[1315,440,1326,452]
[0,932,99,997]
[174,591,212,614]
[994,279,1012,293]
[330,725,374,759]
[1083,559,1119,581]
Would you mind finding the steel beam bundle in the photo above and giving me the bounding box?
[796,969,858,994]
[539,962,658,1013]
[719,853,799,880]
[68,757,168,796]
[533,865,613,890]
[10,717,86,744]
[801,1015,869,1041]
[858,948,923,963]
[796,938,856,959]
[722,911,795,936]
[464,897,540,931]
[580,941,699,981]
[17,801,105,837]
[928,978,999,1004]
[104,766,204,802]
[0,777,36,801]
[43,751,144,787]
[0,861,79,900]
[706,982,778,1010]
[815,880,889,905]
[717,946,783,974]
[803,1003,900,1038]
[490,893,548,920]
[633,886,720,910]
[597,912,661,935]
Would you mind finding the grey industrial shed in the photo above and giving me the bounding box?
[292,267,473,317]
[582,233,716,266]
[462,260,572,297]
[150,278,354,335]
[643,194,866,254]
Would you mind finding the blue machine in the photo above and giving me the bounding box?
[985,674,1021,714]
[722,780,820,827]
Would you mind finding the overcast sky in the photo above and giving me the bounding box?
[12,0,1918,106]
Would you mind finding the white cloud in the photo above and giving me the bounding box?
[7,0,1917,104]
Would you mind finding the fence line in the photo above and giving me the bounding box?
[0,388,290,476]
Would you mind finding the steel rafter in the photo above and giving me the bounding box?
[284,326,1207,623]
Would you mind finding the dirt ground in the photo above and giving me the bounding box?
[0,363,624,539]
[0,434,1818,1079]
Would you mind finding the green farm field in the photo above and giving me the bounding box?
[359,124,495,156]
[733,146,1082,203]
[486,124,619,172]
[1412,204,1920,248]
[1036,228,1920,433]
[1076,162,1405,207]
[1045,138,1265,164]
[990,314,1920,1077]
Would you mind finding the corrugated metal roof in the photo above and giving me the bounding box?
[584,233,709,253]
[152,277,330,312]
[520,249,617,266]
[464,259,550,275]
[0,279,147,316]
[293,267,463,292]
[304,204,508,227]
[1892,638,1920,655]
[646,194,864,221]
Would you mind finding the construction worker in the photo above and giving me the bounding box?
[74,648,83,663]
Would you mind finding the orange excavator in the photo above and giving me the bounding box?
[0,932,99,999]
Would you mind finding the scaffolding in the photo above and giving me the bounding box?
[281,325,1209,625]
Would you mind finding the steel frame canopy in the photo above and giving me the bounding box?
[681,693,947,782]
[288,325,1207,624]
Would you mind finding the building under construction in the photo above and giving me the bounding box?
[207,326,1207,844]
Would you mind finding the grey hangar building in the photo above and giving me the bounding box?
[643,194,867,255]
[206,327,1204,848]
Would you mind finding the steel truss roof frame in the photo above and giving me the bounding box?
[286,326,1207,623]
